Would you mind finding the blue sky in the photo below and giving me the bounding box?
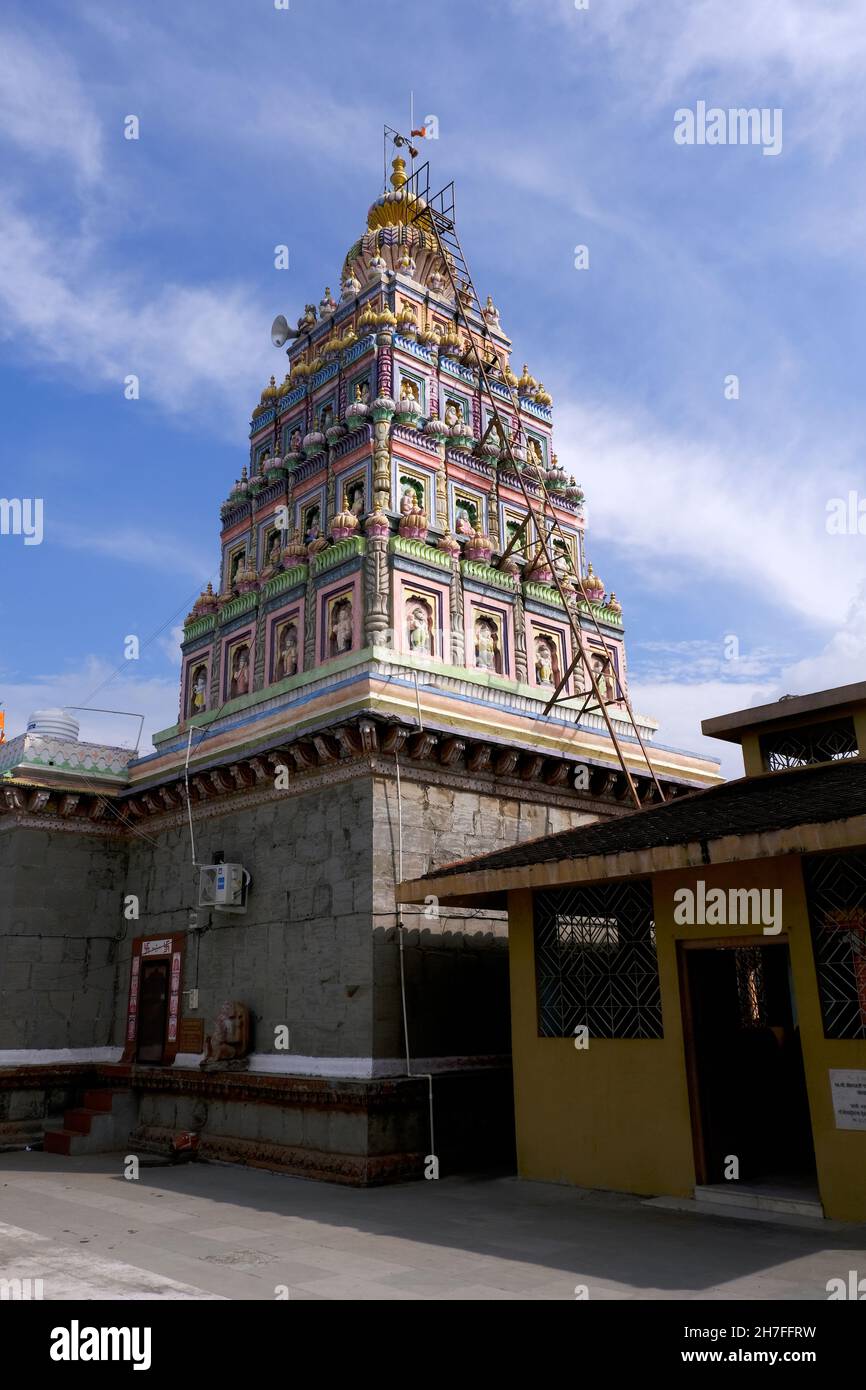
[1,0,864,772]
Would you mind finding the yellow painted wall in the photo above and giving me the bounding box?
[508,854,866,1221]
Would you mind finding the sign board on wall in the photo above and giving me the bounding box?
[830,1069,866,1130]
[142,938,173,958]
[178,1018,205,1054]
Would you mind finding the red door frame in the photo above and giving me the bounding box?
[122,933,185,1065]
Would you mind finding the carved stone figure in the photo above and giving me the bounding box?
[407,600,433,656]
[475,617,500,673]
[330,597,354,656]
[455,504,474,537]
[277,623,298,679]
[304,507,321,546]
[535,638,556,686]
[189,665,207,716]
[400,483,420,514]
[200,1001,251,1071]
[230,645,251,699]
[342,480,363,517]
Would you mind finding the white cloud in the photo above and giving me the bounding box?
[556,399,864,628]
[0,196,273,437]
[159,626,186,668]
[636,581,866,773]
[0,28,103,182]
[0,658,179,753]
[53,522,214,583]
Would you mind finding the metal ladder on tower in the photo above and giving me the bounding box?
[403,156,664,809]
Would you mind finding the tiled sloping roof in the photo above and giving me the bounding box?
[419,757,866,881]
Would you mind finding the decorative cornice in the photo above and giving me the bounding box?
[522,580,564,608]
[333,424,372,459]
[312,536,366,574]
[440,357,475,385]
[183,614,217,640]
[445,448,493,479]
[461,559,518,592]
[342,334,376,367]
[392,334,434,364]
[217,589,259,625]
[389,536,453,569]
[391,424,440,454]
[260,566,308,599]
[277,385,306,412]
[518,396,553,423]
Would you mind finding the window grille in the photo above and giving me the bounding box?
[534,880,662,1039]
[760,718,858,771]
[803,851,866,1039]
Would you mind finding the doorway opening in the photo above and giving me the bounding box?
[136,959,170,1064]
[680,939,817,1199]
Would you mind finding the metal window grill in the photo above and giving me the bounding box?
[803,851,866,1040]
[761,718,858,771]
[534,880,662,1039]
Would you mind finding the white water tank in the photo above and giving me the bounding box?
[26,708,80,740]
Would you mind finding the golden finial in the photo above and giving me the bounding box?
[390,156,408,189]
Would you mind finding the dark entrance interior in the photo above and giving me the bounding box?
[136,959,170,1064]
[682,941,816,1186]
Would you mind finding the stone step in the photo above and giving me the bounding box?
[43,1128,78,1156]
[643,1194,836,1230]
[694,1183,824,1220]
[82,1089,116,1112]
[43,1089,137,1157]
[64,1108,96,1135]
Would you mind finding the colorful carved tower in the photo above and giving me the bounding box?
[112,157,721,1180]
[172,155,708,788]
[0,157,721,1184]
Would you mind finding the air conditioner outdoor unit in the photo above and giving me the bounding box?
[199,862,250,913]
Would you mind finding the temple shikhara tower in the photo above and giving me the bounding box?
[170,154,713,792]
[0,153,720,1181]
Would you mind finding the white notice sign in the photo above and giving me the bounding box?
[829,1069,866,1131]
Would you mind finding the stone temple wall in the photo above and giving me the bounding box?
[1,761,593,1068]
[0,757,597,1179]
[370,771,590,1061]
[119,776,376,1061]
[0,824,127,1052]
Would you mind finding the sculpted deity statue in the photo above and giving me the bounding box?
[189,666,207,715]
[400,378,419,402]
[407,601,432,656]
[347,482,365,517]
[455,504,474,537]
[304,508,321,545]
[400,484,418,515]
[444,400,462,430]
[230,645,250,699]
[266,532,281,568]
[278,623,298,679]
[355,380,370,403]
[592,654,614,701]
[330,597,354,656]
[200,1001,252,1070]
[475,617,500,673]
[535,639,555,686]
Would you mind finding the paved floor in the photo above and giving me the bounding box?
[0,1152,863,1300]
